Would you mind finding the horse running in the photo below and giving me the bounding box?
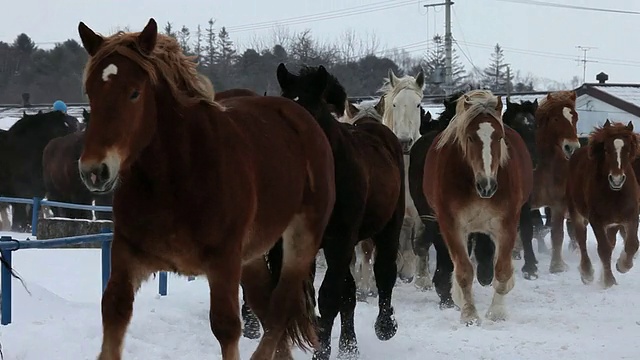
[77,19,335,360]
[529,91,581,274]
[277,63,404,360]
[566,120,639,288]
[377,69,427,288]
[423,90,533,324]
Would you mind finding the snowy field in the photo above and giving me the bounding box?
[1,227,640,359]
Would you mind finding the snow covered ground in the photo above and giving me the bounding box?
[1,228,640,359]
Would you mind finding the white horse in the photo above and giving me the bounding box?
[377,69,432,290]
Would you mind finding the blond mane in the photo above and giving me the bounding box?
[378,74,423,130]
[83,30,220,109]
[436,89,509,166]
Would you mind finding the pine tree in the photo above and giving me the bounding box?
[193,25,203,65]
[177,25,191,54]
[204,18,218,69]
[418,34,466,94]
[483,43,513,92]
[215,27,237,69]
[163,22,177,39]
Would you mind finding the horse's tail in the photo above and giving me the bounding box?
[265,238,318,352]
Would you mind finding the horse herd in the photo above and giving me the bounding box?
[3,17,637,360]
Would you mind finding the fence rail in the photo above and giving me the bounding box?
[0,196,174,325]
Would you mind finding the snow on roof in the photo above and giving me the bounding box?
[591,85,640,108]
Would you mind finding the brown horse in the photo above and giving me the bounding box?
[77,18,336,360]
[567,120,640,288]
[216,88,259,100]
[530,90,581,274]
[423,90,533,325]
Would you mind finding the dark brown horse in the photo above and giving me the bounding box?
[277,63,404,360]
[423,90,533,324]
[567,120,639,288]
[77,19,336,360]
[43,109,113,220]
[215,88,259,100]
[529,90,581,274]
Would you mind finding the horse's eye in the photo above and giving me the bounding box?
[130,90,140,101]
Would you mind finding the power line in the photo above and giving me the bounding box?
[576,46,597,83]
[493,0,640,15]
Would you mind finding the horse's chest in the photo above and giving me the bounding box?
[456,206,504,236]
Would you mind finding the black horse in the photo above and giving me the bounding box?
[0,110,74,231]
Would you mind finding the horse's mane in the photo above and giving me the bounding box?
[536,90,576,123]
[378,74,423,129]
[436,89,509,165]
[298,65,347,115]
[350,102,383,123]
[83,30,219,109]
[588,121,639,159]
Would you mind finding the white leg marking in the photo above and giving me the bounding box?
[562,107,573,124]
[102,64,118,82]
[613,138,624,169]
[486,273,514,321]
[477,122,495,177]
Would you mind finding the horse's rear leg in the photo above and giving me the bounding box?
[97,238,151,360]
[413,222,434,292]
[422,220,454,308]
[337,256,359,359]
[397,219,418,284]
[519,203,538,280]
[371,210,401,341]
[486,223,517,322]
[617,221,639,274]
[549,205,569,273]
[252,214,321,360]
[531,209,549,254]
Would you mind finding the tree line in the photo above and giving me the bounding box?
[0,19,574,104]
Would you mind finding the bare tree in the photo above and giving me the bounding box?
[269,25,293,49]
[338,29,359,62]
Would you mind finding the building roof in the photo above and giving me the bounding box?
[574,83,640,118]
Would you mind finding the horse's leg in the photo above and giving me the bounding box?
[486,221,517,322]
[566,217,578,253]
[531,209,549,254]
[473,233,495,287]
[241,286,262,339]
[337,255,359,359]
[592,224,617,288]
[413,222,434,291]
[428,220,454,309]
[549,205,568,273]
[440,220,478,325]
[519,202,539,280]
[371,209,401,341]
[362,239,378,298]
[97,238,151,360]
[206,251,242,360]
[351,243,367,302]
[571,211,593,284]
[617,221,639,274]
[252,215,321,360]
[397,218,417,284]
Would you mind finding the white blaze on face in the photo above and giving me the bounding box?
[614,138,624,169]
[477,122,495,177]
[562,107,573,124]
[102,64,118,82]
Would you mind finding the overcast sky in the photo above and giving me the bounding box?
[3,0,640,85]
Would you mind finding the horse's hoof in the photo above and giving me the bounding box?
[337,340,359,360]
[462,316,481,327]
[439,298,455,310]
[374,307,398,341]
[312,347,331,360]
[399,275,414,284]
[522,264,539,280]
[549,261,569,274]
[511,251,522,260]
[414,276,434,291]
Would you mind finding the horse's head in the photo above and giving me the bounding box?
[10,110,72,141]
[588,120,638,191]
[504,98,537,144]
[378,69,425,153]
[276,63,332,117]
[535,90,581,160]
[437,90,508,199]
[419,109,436,135]
[349,96,385,124]
[77,18,215,193]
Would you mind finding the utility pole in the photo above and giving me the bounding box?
[506,65,511,96]
[424,0,454,94]
[576,46,597,84]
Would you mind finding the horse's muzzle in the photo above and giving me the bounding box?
[475,177,498,199]
[79,162,116,193]
[608,173,626,191]
[399,139,413,154]
[562,140,581,160]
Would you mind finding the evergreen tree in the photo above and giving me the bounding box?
[483,43,513,92]
[204,18,218,69]
[177,25,191,54]
[163,22,177,39]
[193,25,203,65]
[415,35,466,94]
[215,27,237,69]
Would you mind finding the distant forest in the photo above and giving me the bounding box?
[0,19,580,104]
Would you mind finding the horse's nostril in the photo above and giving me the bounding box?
[99,163,109,182]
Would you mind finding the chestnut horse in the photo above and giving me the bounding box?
[423,90,533,324]
[277,63,404,360]
[567,120,639,288]
[530,91,581,274]
[215,88,259,99]
[78,19,336,360]
[378,69,427,288]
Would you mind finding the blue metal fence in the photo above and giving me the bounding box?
[0,196,174,325]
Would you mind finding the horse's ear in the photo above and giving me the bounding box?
[495,96,503,113]
[533,98,539,110]
[22,111,26,117]
[627,121,634,131]
[263,91,267,96]
[604,119,611,127]
[78,21,104,56]
[506,96,512,106]
[374,96,385,115]
[137,18,158,55]
[314,65,329,90]
[415,70,425,89]
[388,69,398,86]
[276,63,292,89]
[37,110,43,114]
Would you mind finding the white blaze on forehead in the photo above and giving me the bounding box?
[478,122,495,176]
[614,138,624,169]
[102,64,118,82]
[562,107,573,124]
